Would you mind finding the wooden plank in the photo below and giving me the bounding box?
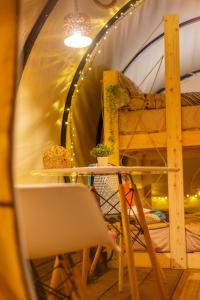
[110,252,200,273]
[119,105,200,134]
[187,253,200,269]
[88,267,182,300]
[88,268,151,300]
[134,252,171,268]
[182,105,200,130]
[182,130,200,147]
[110,252,200,270]
[119,108,166,134]
[88,269,120,299]
[109,252,171,269]
[121,148,200,162]
[119,132,167,151]
[139,269,183,300]
[119,130,200,151]
[103,70,120,165]
[164,14,186,268]
[172,269,200,300]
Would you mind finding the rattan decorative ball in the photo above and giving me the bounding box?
[43,145,70,169]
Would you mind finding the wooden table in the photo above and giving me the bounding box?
[32,166,178,300]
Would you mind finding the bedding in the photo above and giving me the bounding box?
[127,207,166,224]
[131,214,200,253]
[91,171,200,253]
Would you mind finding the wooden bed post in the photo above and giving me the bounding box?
[164,15,187,268]
[103,70,120,165]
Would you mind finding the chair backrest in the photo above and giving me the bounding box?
[15,183,116,259]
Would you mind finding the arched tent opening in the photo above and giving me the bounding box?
[1,0,200,298]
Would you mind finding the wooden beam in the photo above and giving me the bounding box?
[182,130,200,147]
[187,253,200,269]
[110,252,200,269]
[119,105,200,134]
[109,252,171,268]
[119,129,200,151]
[164,14,186,268]
[119,132,167,151]
[119,108,165,134]
[103,70,119,165]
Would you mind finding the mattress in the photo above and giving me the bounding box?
[132,216,200,253]
[91,174,200,253]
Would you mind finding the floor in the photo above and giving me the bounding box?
[32,256,200,299]
[88,267,182,300]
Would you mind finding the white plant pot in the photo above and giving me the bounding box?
[97,156,108,166]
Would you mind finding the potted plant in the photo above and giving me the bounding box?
[90,143,113,166]
[105,84,130,151]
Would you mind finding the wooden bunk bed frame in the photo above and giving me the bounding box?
[103,15,200,269]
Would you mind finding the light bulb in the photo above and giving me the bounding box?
[64,32,92,48]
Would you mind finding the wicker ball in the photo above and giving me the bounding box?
[43,145,70,169]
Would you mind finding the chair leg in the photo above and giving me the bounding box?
[47,254,92,300]
[89,245,102,276]
[47,255,74,300]
[82,248,90,284]
[47,256,62,300]
[62,254,92,300]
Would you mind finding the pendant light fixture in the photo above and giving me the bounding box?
[64,0,92,48]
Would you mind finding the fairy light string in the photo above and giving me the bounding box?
[63,0,145,163]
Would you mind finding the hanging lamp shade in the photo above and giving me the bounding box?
[64,12,92,48]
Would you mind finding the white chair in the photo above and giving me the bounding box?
[15,183,117,300]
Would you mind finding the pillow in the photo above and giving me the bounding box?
[144,213,161,224]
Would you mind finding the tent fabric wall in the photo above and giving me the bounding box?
[14,0,128,183]
[0,2,32,299]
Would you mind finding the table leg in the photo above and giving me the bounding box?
[118,174,140,300]
[118,223,125,292]
[130,178,167,300]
